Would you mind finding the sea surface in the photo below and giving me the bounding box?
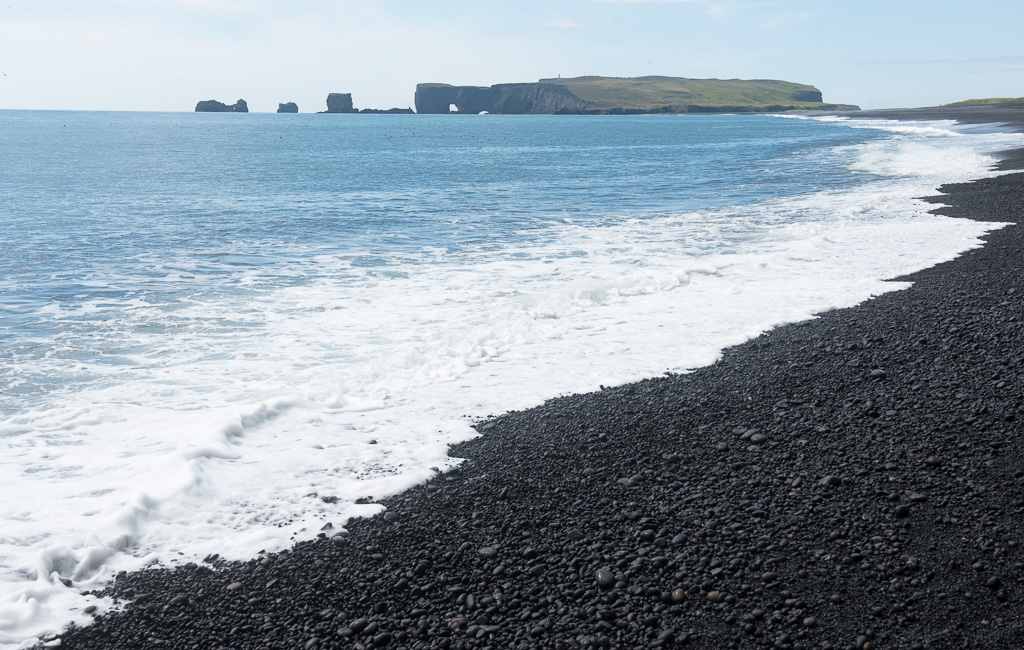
[0,110,1021,647]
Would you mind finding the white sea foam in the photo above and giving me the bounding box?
[1,118,1022,648]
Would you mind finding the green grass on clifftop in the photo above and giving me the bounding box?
[539,75,827,110]
[944,97,1024,106]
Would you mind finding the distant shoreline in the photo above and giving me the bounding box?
[834,104,1024,131]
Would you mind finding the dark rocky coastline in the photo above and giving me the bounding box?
[359,107,415,114]
[51,116,1024,650]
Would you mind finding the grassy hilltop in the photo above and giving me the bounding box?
[944,96,1024,107]
[539,75,831,111]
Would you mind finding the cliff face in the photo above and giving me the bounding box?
[415,77,852,115]
[195,99,248,113]
[415,83,590,115]
[324,93,357,113]
[277,102,299,113]
[789,89,823,102]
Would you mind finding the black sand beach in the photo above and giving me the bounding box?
[53,110,1024,650]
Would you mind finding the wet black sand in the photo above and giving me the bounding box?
[52,114,1024,650]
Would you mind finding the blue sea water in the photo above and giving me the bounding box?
[0,110,1019,647]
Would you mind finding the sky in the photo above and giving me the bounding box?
[0,0,1022,112]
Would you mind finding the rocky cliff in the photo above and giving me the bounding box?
[195,99,248,113]
[789,89,823,102]
[415,76,854,115]
[277,102,298,113]
[415,83,590,115]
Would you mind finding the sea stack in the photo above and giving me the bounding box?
[277,102,298,113]
[323,93,357,113]
[195,99,248,113]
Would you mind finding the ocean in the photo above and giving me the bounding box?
[0,111,1020,647]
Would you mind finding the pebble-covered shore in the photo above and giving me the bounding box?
[51,139,1024,650]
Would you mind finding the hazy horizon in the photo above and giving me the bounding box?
[2,0,1022,112]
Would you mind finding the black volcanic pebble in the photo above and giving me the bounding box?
[595,568,615,588]
[50,143,1024,649]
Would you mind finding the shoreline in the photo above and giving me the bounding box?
[839,105,1024,129]
[51,110,1024,650]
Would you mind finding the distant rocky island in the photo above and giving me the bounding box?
[415,76,858,114]
[194,77,857,115]
[322,93,357,114]
[195,99,248,113]
[319,93,413,114]
[195,94,412,114]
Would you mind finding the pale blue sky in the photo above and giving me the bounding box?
[1,0,1021,111]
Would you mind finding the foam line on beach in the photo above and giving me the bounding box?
[2,114,1023,649]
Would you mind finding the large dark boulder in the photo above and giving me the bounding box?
[277,102,298,113]
[195,99,248,113]
[324,93,357,113]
